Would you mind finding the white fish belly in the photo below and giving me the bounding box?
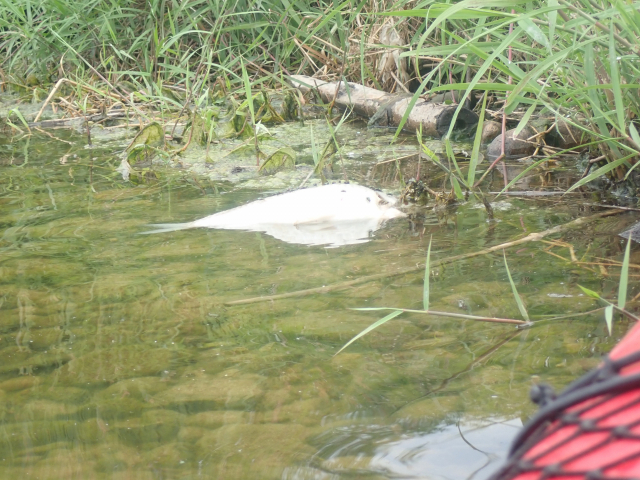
[146,184,406,246]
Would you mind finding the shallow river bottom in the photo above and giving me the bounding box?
[0,128,636,479]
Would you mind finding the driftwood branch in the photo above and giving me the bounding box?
[289,75,478,138]
[224,209,624,307]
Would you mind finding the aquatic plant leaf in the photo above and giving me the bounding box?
[7,108,29,131]
[185,112,207,145]
[260,107,285,124]
[423,236,432,311]
[451,175,464,200]
[125,122,165,152]
[256,90,285,124]
[216,119,240,139]
[313,140,337,177]
[504,251,529,322]
[282,91,298,121]
[258,147,296,175]
[445,138,465,187]
[336,310,403,355]
[605,305,614,336]
[618,236,632,310]
[577,285,602,300]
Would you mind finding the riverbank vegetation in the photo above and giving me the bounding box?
[0,0,639,191]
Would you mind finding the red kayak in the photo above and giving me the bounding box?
[491,321,640,480]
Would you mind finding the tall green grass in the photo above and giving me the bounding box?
[1,0,639,185]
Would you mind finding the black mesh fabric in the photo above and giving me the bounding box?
[490,327,640,480]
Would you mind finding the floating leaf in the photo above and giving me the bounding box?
[258,147,296,175]
[125,122,165,153]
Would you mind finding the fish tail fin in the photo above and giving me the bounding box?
[140,222,195,234]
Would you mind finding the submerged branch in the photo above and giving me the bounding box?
[224,209,624,306]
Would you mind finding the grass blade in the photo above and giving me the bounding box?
[578,285,603,300]
[503,251,530,322]
[618,236,632,310]
[336,310,403,355]
[609,23,625,134]
[467,94,487,187]
[565,154,635,193]
[605,304,614,336]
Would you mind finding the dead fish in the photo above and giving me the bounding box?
[143,184,406,247]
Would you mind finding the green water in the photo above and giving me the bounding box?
[0,130,636,479]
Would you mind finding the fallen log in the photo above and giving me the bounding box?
[289,75,478,138]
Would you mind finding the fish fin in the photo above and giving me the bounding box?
[140,223,194,234]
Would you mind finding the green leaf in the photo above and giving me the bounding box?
[504,251,529,322]
[423,236,432,311]
[605,304,614,336]
[429,83,519,92]
[618,236,632,310]
[566,154,635,193]
[512,102,538,137]
[629,122,640,151]
[445,27,523,139]
[258,147,296,176]
[517,18,549,48]
[467,94,487,187]
[445,138,466,185]
[336,310,404,355]
[451,175,464,200]
[578,285,603,300]
[548,0,558,44]
[380,6,512,19]
[609,22,625,134]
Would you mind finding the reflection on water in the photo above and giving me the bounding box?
[283,417,521,480]
[0,131,635,479]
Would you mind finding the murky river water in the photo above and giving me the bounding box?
[0,124,637,479]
